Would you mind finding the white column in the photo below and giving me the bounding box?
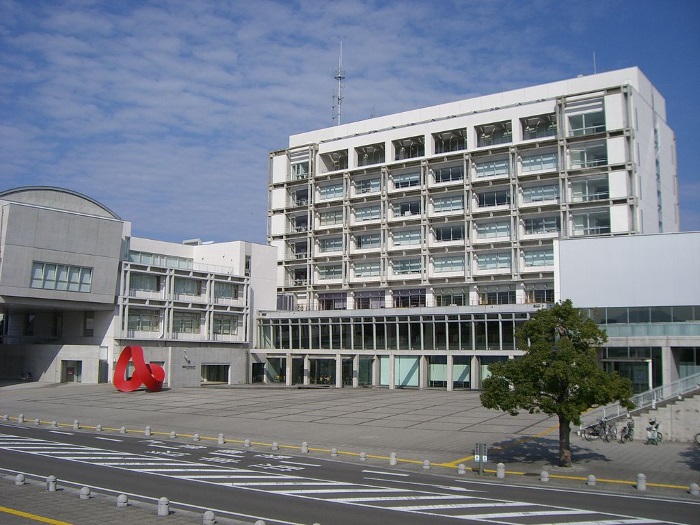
[372,355,380,387]
[447,354,454,392]
[389,354,396,390]
[352,354,359,388]
[419,356,428,390]
[285,353,292,386]
[263,360,269,385]
[471,355,480,389]
[335,354,342,389]
[303,355,310,386]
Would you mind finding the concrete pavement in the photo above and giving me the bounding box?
[0,381,698,524]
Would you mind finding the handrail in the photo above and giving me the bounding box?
[580,371,700,428]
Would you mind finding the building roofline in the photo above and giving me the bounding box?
[0,186,122,220]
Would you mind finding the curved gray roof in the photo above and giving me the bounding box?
[0,187,121,220]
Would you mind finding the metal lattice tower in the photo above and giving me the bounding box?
[332,43,345,125]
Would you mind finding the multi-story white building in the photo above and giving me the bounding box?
[260,67,682,391]
[0,187,277,387]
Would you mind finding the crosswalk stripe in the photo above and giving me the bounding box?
[327,495,467,503]
[455,509,591,519]
[394,502,533,511]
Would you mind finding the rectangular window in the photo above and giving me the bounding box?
[476,221,510,239]
[174,278,201,296]
[478,252,511,270]
[434,129,467,154]
[521,114,557,140]
[393,229,421,246]
[213,315,237,335]
[394,136,424,160]
[355,177,380,194]
[357,144,385,166]
[571,178,609,202]
[355,290,385,309]
[394,200,420,217]
[319,210,343,226]
[394,258,421,275]
[393,288,426,307]
[570,142,607,168]
[319,237,343,252]
[30,262,93,293]
[291,161,309,180]
[129,273,159,293]
[477,121,512,147]
[521,151,558,172]
[173,312,200,333]
[524,249,555,267]
[434,256,465,273]
[524,216,560,235]
[477,189,510,207]
[435,224,464,242]
[214,282,238,299]
[319,183,343,200]
[292,216,308,232]
[434,195,464,213]
[435,288,468,306]
[475,158,509,178]
[433,165,464,183]
[572,212,611,236]
[567,99,605,136]
[318,265,342,280]
[355,205,381,222]
[355,232,381,249]
[128,309,160,332]
[83,311,94,337]
[526,288,554,303]
[393,171,420,188]
[479,288,516,305]
[355,261,381,277]
[522,184,559,203]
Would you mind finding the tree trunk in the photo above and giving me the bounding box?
[558,416,572,467]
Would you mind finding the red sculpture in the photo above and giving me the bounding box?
[113,345,165,392]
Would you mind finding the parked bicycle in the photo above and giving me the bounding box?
[645,418,663,445]
[618,417,634,443]
[582,418,618,442]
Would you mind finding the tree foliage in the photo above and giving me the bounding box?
[480,300,632,467]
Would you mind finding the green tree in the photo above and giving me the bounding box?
[480,300,632,467]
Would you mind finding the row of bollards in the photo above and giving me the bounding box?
[6,414,699,497]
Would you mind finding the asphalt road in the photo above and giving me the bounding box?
[0,423,696,525]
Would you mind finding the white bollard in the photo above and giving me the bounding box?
[18,414,24,424]
[254,521,266,525]
[145,425,152,437]
[540,470,549,482]
[496,463,505,479]
[359,451,366,461]
[79,487,91,500]
[244,439,251,447]
[119,426,126,434]
[193,433,200,442]
[34,418,40,425]
[117,494,128,508]
[637,473,647,491]
[331,448,338,457]
[15,474,25,486]
[587,475,597,486]
[203,510,217,525]
[170,431,177,439]
[96,424,102,432]
[389,452,397,466]
[457,463,466,475]
[422,460,430,470]
[218,433,225,445]
[157,497,169,516]
[46,475,57,492]
[301,441,309,454]
[73,420,79,430]
[272,441,279,451]
[690,483,699,496]
[51,421,57,428]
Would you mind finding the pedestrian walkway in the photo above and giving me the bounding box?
[0,382,698,513]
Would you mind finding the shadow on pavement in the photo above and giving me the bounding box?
[488,437,612,467]
[679,445,700,472]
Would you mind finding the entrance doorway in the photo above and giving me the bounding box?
[310,359,335,385]
[61,360,82,383]
[201,364,229,384]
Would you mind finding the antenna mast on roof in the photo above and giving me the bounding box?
[332,42,345,125]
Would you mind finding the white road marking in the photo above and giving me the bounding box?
[361,470,409,477]
[95,437,123,442]
[280,460,322,467]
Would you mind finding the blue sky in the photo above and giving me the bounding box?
[1,0,699,243]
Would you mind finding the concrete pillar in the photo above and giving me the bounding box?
[352,354,359,388]
[335,353,342,388]
[286,353,292,386]
[471,355,480,389]
[263,360,269,384]
[303,355,310,386]
[419,355,428,390]
[389,354,396,390]
[372,355,380,387]
[447,354,454,392]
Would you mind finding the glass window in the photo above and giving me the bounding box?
[524,216,560,234]
[291,161,309,180]
[213,315,238,335]
[433,164,464,183]
[173,312,200,333]
[130,273,159,293]
[319,209,343,226]
[572,211,610,236]
[476,221,510,239]
[521,151,558,172]
[393,229,421,246]
[477,189,510,207]
[393,171,421,188]
[475,158,509,178]
[174,278,201,296]
[214,282,237,299]
[522,184,559,203]
[479,288,516,305]
[30,262,93,293]
[394,200,421,216]
[434,195,464,213]
[435,288,469,306]
[571,178,609,202]
[318,265,342,280]
[319,237,343,252]
[355,261,381,277]
[393,288,426,307]
[521,114,557,140]
[355,232,381,249]
[433,129,467,153]
[393,136,425,160]
[357,144,385,166]
[477,121,512,147]
[355,291,385,309]
[355,205,381,222]
[394,258,421,275]
[477,252,511,270]
[524,249,554,267]
[526,288,554,303]
[319,183,343,200]
[567,99,605,136]
[570,142,607,168]
[128,309,160,332]
[435,224,464,242]
[434,256,465,273]
[355,177,380,194]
